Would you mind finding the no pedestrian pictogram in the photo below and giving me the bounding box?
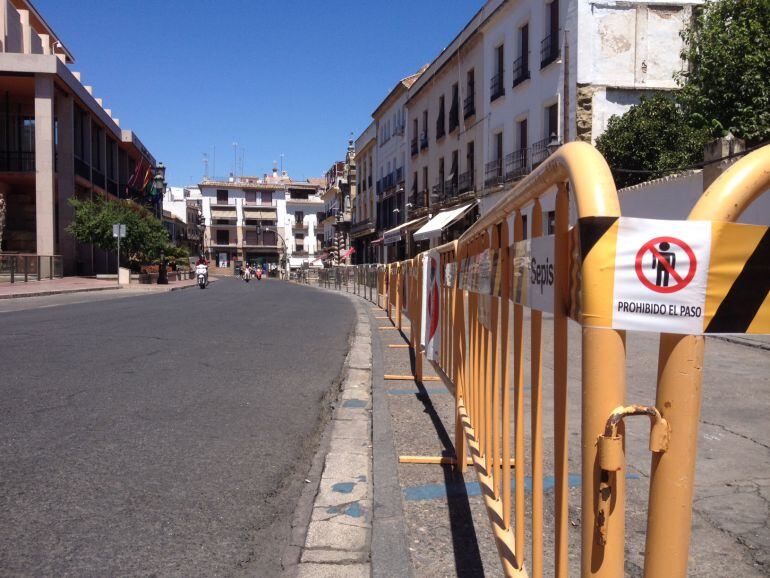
[635,236,697,294]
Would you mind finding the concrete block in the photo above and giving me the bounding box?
[344,368,371,389]
[328,436,369,456]
[297,562,370,578]
[332,418,368,440]
[301,549,369,564]
[323,452,369,481]
[315,478,369,507]
[304,518,369,550]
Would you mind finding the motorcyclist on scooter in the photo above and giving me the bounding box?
[195,254,209,285]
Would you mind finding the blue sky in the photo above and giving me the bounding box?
[36,1,482,186]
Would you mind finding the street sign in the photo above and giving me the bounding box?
[112,224,126,238]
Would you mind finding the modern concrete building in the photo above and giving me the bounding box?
[351,121,377,264]
[0,0,159,275]
[198,168,323,272]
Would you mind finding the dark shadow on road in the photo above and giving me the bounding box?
[409,347,485,577]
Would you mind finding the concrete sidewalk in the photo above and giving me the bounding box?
[0,276,212,299]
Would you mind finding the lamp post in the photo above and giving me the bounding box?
[154,163,169,284]
[256,223,288,279]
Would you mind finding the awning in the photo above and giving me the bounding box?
[340,247,356,260]
[383,217,428,245]
[371,236,384,247]
[413,202,476,242]
[243,207,276,219]
[211,208,236,219]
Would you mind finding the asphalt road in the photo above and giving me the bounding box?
[0,278,355,576]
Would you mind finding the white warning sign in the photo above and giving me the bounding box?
[612,218,711,333]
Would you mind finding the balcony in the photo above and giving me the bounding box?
[410,137,418,157]
[504,149,528,181]
[92,169,106,190]
[430,183,444,206]
[0,151,34,172]
[512,55,530,87]
[75,157,90,181]
[458,170,474,194]
[436,115,446,140]
[444,177,458,200]
[351,218,375,236]
[292,221,308,231]
[484,159,503,187]
[449,102,459,133]
[540,33,560,68]
[490,73,505,102]
[531,136,557,166]
[463,87,475,119]
[419,132,429,151]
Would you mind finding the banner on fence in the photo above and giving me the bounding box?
[579,216,770,335]
[421,250,441,361]
[510,235,555,313]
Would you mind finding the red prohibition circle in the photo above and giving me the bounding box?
[634,236,697,294]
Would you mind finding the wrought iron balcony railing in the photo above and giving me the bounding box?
[504,149,528,181]
[540,32,560,68]
[490,73,505,102]
[463,87,475,118]
[458,170,474,194]
[512,55,530,87]
[484,159,503,187]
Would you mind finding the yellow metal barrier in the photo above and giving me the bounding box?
[644,144,770,578]
[302,143,770,577]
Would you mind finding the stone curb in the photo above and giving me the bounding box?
[0,278,217,300]
[283,286,374,577]
[283,282,412,578]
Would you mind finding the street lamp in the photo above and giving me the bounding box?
[256,223,289,279]
[547,132,561,157]
[154,163,169,284]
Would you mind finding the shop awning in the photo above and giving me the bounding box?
[243,207,277,219]
[413,202,476,242]
[211,208,236,219]
[383,217,428,245]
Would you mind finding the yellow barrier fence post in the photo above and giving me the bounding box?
[644,144,770,578]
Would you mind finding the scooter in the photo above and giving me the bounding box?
[255,268,262,281]
[196,264,208,289]
[243,268,251,282]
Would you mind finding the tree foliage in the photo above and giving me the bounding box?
[67,196,170,267]
[677,0,770,142]
[595,94,710,188]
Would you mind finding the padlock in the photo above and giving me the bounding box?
[598,434,624,472]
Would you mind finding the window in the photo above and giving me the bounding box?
[91,127,102,171]
[436,95,446,139]
[421,110,428,148]
[464,69,476,119]
[449,84,459,131]
[491,45,505,101]
[496,132,504,162]
[467,141,475,178]
[106,139,116,179]
[422,166,428,193]
[547,210,556,235]
[541,0,560,67]
[295,211,304,225]
[295,233,305,241]
[245,191,256,203]
[518,118,528,151]
[522,214,528,240]
[216,230,230,245]
[545,103,559,140]
[513,24,530,87]
[438,157,445,191]
[216,189,228,203]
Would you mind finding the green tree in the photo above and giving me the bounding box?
[677,0,770,142]
[67,196,169,268]
[595,94,710,188]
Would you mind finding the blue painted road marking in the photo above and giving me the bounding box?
[403,474,640,501]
